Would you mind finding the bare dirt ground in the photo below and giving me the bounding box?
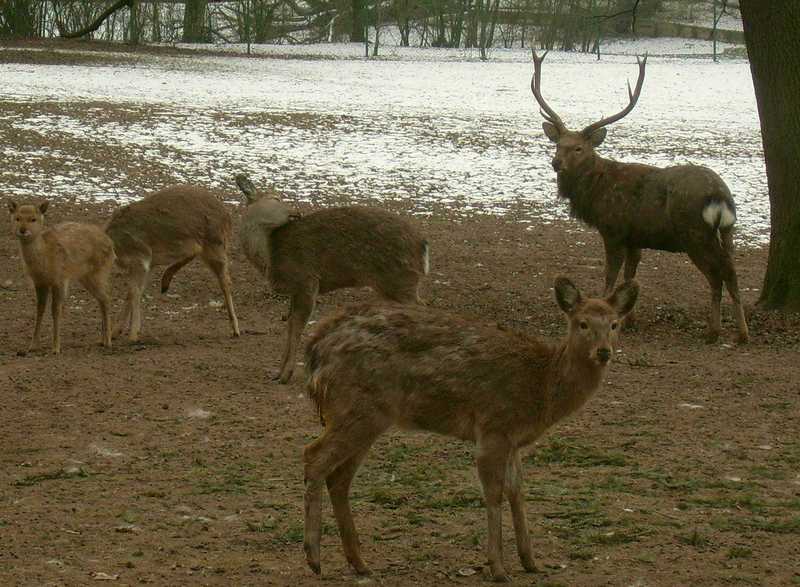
[1,41,799,587]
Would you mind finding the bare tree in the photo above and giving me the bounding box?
[740,1,800,310]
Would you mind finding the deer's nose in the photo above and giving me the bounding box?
[597,348,611,363]
[551,158,562,172]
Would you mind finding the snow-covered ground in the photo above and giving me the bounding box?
[0,38,768,243]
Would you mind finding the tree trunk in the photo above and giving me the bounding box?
[740,1,800,310]
[183,0,209,43]
[351,0,365,42]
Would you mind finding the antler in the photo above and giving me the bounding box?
[531,49,567,134]
[581,54,648,137]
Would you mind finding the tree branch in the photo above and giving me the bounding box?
[57,0,133,39]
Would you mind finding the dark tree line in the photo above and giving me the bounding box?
[0,0,661,50]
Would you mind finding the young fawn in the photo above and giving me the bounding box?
[8,200,114,354]
[531,51,748,343]
[303,277,638,582]
[106,185,240,342]
[236,174,429,384]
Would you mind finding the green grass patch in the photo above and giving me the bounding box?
[13,467,88,487]
[726,546,753,559]
[529,437,628,467]
[678,529,712,549]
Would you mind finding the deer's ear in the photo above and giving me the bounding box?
[38,200,49,215]
[235,174,258,204]
[6,199,17,214]
[542,122,560,143]
[608,280,639,317]
[555,277,582,314]
[588,127,607,147]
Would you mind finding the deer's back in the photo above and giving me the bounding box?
[306,303,556,444]
[573,161,735,252]
[269,207,426,296]
[107,185,231,261]
[26,222,113,284]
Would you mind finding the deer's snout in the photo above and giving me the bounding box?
[596,348,611,364]
[551,158,562,173]
[17,227,29,237]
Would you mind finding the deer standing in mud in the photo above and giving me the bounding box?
[8,200,114,354]
[106,185,240,342]
[531,51,748,343]
[303,277,639,582]
[236,174,429,384]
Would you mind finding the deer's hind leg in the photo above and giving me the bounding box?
[50,282,67,354]
[200,245,240,338]
[719,229,749,344]
[687,247,724,343]
[160,255,195,294]
[29,285,49,353]
[303,417,387,576]
[81,267,113,349]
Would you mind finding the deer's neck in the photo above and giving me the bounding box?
[18,234,51,283]
[556,156,614,227]
[546,341,606,425]
[239,213,272,276]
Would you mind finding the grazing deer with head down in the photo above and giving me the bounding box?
[236,174,429,384]
[531,51,748,344]
[106,185,240,342]
[8,200,114,354]
[303,277,638,582]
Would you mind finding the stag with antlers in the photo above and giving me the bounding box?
[530,51,749,344]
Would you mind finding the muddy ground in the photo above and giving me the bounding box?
[1,41,799,587]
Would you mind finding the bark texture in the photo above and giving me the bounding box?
[740,1,800,309]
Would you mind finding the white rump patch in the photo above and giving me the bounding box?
[702,201,736,229]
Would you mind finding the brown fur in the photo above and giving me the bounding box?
[105,185,240,342]
[302,277,638,582]
[237,176,429,384]
[532,52,748,344]
[7,199,114,354]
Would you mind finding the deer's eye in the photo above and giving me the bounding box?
[30,218,36,222]
[611,321,619,330]
[575,146,583,153]
[579,321,588,330]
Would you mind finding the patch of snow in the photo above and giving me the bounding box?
[0,40,767,244]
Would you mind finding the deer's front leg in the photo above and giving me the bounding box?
[476,434,511,582]
[602,240,625,297]
[505,450,536,573]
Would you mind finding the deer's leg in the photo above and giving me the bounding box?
[688,249,723,343]
[201,249,240,338]
[160,255,195,294]
[602,241,625,297]
[719,231,749,344]
[304,418,386,576]
[278,283,318,384]
[621,247,642,328]
[29,285,49,353]
[327,445,376,576]
[504,450,536,573]
[81,271,113,349]
[128,261,151,342]
[476,434,511,583]
[51,282,66,354]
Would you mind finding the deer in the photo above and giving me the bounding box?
[235,174,429,384]
[530,51,749,344]
[7,199,114,354]
[302,277,639,582]
[105,185,240,342]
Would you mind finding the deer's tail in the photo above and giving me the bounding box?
[702,197,737,250]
